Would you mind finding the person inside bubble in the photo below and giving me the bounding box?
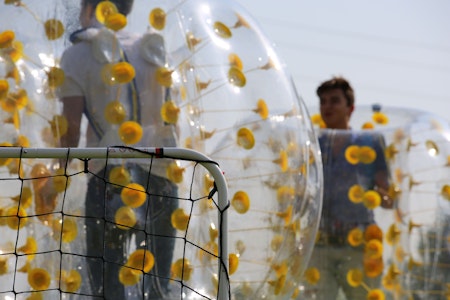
[58,0,179,298]
[305,76,393,299]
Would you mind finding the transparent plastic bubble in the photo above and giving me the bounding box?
[0,0,322,299]
[306,105,450,300]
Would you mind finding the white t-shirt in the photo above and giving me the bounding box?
[59,28,177,177]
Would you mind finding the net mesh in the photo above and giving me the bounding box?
[0,146,229,300]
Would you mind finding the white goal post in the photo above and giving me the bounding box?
[0,146,230,300]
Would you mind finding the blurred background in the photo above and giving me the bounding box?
[235,0,450,120]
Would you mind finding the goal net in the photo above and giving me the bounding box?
[0,146,229,300]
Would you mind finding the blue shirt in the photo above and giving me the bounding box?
[319,130,389,234]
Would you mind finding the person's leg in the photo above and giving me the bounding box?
[85,169,126,298]
[127,166,179,299]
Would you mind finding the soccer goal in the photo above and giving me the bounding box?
[0,146,229,300]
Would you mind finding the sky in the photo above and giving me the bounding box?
[234,0,450,121]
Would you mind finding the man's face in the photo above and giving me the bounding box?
[319,88,353,129]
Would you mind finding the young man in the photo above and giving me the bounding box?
[305,77,392,299]
[59,0,178,298]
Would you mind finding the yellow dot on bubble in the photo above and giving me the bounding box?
[119,266,140,286]
[236,127,254,150]
[364,224,383,242]
[276,186,295,204]
[209,224,218,240]
[104,100,126,124]
[364,257,384,278]
[104,13,127,31]
[198,241,218,263]
[1,88,28,112]
[115,206,137,230]
[44,19,64,40]
[110,62,135,84]
[270,234,284,251]
[60,269,82,293]
[273,149,288,172]
[228,67,246,87]
[28,268,51,290]
[366,289,386,300]
[155,67,173,87]
[15,134,30,147]
[109,166,131,186]
[345,145,360,165]
[6,66,20,84]
[268,274,286,295]
[229,253,239,275]
[304,267,320,285]
[231,191,250,214]
[386,223,401,245]
[11,186,33,209]
[254,99,269,119]
[50,114,68,138]
[372,112,389,125]
[441,184,450,201]
[6,206,28,229]
[0,79,9,100]
[362,122,374,130]
[0,142,13,166]
[276,205,293,225]
[425,140,439,156]
[203,173,215,196]
[359,146,377,164]
[121,183,146,208]
[228,53,243,70]
[347,227,364,247]
[382,273,397,291]
[61,218,78,243]
[362,190,381,210]
[348,184,364,203]
[171,208,189,231]
[47,67,65,88]
[171,258,193,281]
[365,239,384,260]
[118,121,143,145]
[127,249,155,273]
[161,100,180,124]
[387,183,402,200]
[95,1,118,24]
[52,218,77,243]
[346,268,363,287]
[213,21,232,39]
[0,30,15,48]
[18,237,38,256]
[310,113,324,126]
[149,8,166,30]
[166,162,185,183]
[0,257,8,275]
[7,40,23,62]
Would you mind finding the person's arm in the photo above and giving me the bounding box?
[60,96,84,148]
[375,171,394,209]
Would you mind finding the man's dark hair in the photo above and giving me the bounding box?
[83,0,134,15]
[316,76,355,107]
